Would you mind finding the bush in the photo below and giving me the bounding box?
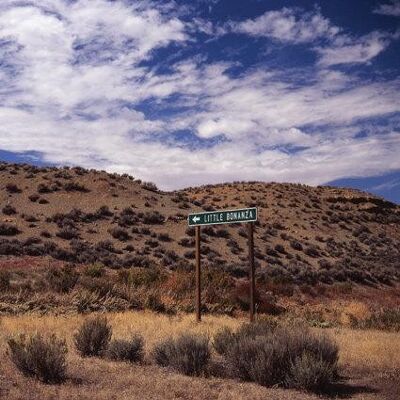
[37,183,53,193]
[0,223,20,236]
[286,353,337,391]
[64,182,89,192]
[5,183,21,193]
[107,335,144,363]
[153,337,176,367]
[0,269,11,290]
[29,193,40,202]
[74,316,112,357]
[47,265,79,293]
[153,334,210,376]
[213,327,236,356]
[213,320,277,356]
[108,227,130,241]
[41,230,52,238]
[218,322,338,392]
[2,205,17,215]
[350,308,400,332]
[8,334,67,384]
[141,181,158,192]
[305,246,320,257]
[290,241,303,251]
[56,226,79,240]
[158,232,172,242]
[84,263,105,278]
[142,211,165,225]
[144,292,165,312]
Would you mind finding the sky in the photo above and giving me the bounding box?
[0,0,399,202]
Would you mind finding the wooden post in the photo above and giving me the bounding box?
[248,222,255,322]
[195,225,201,322]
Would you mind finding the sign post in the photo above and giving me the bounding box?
[195,225,201,322]
[188,207,258,322]
[248,222,255,322]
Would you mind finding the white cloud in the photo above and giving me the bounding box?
[228,7,394,67]
[317,32,390,66]
[0,1,399,190]
[374,1,400,16]
[231,7,339,43]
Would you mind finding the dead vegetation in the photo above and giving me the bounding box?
[0,311,399,400]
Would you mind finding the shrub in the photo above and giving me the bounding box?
[2,205,17,215]
[213,320,277,356]
[158,232,172,242]
[213,327,236,356]
[119,267,160,287]
[8,334,67,384]
[5,183,21,193]
[142,211,165,225]
[0,223,20,236]
[274,244,285,254]
[108,227,130,241]
[96,205,113,218]
[56,226,79,240]
[286,353,337,391]
[350,308,400,332]
[84,263,105,278]
[74,316,112,357]
[305,246,320,257]
[153,334,210,376]
[185,227,195,237]
[0,269,11,290]
[144,292,165,312]
[37,183,53,193]
[28,193,40,202]
[215,228,230,238]
[153,337,176,367]
[107,335,144,363]
[46,265,79,293]
[24,214,39,222]
[141,181,158,192]
[290,241,303,251]
[219,322,338,392]
[64,182,89,192]
[40,230,52,238]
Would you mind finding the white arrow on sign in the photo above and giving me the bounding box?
[192,216,200,223]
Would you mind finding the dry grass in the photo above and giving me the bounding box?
[0,311,240,352]
[0,311,399,399]
[333,328,400,373]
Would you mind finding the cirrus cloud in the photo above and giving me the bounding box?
[0,0,399,191]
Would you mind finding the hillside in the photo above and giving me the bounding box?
[0,161,399,289]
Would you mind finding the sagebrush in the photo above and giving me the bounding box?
[8,333,67,383]
[74,315,112,356]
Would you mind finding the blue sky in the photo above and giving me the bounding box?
[0,0,399,202]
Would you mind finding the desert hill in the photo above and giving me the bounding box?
[0,161,399,290]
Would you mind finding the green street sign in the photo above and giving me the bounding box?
[188,207,257,226]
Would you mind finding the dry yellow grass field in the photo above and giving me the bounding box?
[1,311,399,400]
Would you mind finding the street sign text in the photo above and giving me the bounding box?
[188,207,257,226]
